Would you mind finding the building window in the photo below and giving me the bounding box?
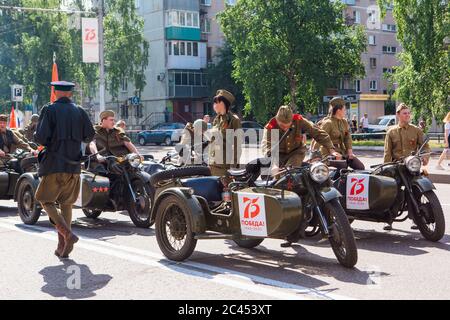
[168,41,200,57]
[226,0,237,5]
[201,18,211,33]
[368,35,376,45]
[368,10,377,23]
[370,58,377,69]
[166,10,200,28]
[370,80,377,91]
[353,10,360,24]
[382,24,396,32]
[354,80,361,93]
[382,46,397,54]
[200,0,211,6]
[207,47,212,62]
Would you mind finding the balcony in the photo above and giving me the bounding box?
[165,26,201,41]
[168,70,209,99]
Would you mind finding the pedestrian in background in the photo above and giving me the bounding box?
[436,112,450,170]
[116,119,126,131]
[360,113,369,133]
[351,114,358,134]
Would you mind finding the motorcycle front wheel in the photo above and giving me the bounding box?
[126,177,152,228]
[323,199,358,268]
[411,190,445,242]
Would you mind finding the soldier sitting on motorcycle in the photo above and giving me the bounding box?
[261,105,342,176]
[383,103,431,231]
[88,110,142,163]
[0,114,37,167]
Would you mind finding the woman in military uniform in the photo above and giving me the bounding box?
[208,89,242,177]
[320,97,365,170]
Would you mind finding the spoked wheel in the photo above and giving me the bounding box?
[233,238,264,248]
[127,178,152,228]
[411,190,445,242]
[323,199,358,268]
[82,209,102,219]
[17,180,41,225]
[155,195,196,261]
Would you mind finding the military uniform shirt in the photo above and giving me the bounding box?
[320,116,353,156]
[383,123,431,163]
[93,125,131,157]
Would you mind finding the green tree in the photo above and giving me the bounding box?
[378,0,450,121]
[207,43,245,115]
[218,0,366,122]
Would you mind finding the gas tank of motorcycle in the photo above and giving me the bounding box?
[231,187,302,239]
[336,173,398,212]
[74,172,110,209]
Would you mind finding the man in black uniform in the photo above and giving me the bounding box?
[34,81,95,258]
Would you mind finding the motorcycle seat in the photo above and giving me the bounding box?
[180,176,224,202]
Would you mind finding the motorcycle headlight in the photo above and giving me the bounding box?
[310,162,329,184]
[405,156,421,173]
[126,153,142,168]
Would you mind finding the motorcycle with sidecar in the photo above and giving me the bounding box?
[15,153,154,227]
[150,157,358,268]
[330,139,445,242]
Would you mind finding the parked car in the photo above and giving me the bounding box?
[368,115,396,133]
[241,121,264,143]
[138,122,185,146]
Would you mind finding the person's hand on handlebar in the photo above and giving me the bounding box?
[0,150,5,158]
[347,149,355,160]
[271,164,280,176]
[97,154,106,163]
[331,149,342,160]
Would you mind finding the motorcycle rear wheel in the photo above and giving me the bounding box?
[323,199,358,268]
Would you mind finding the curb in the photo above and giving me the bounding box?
[353,146,445,153]
[428,173,450,184]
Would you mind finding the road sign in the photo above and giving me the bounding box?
[131,96,140,105]
[11,85,24,102]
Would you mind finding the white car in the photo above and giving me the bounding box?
[368,115,397,133]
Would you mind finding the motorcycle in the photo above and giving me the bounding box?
[150,130,358,268]
[15,152,153,228]
[331,138,445,242]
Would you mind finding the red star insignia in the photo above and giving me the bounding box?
[287,179,294,190]
[92,187,98,193]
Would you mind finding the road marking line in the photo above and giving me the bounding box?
[0,219,353,300]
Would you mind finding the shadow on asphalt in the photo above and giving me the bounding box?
[39,259,112,299]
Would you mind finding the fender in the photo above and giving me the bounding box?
[319,186,342,203]
[412,176,435,193]
[151,187,206,233]
[13,172,40,202]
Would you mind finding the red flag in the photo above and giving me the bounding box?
[50,57,59,103]
[9,105,17,129]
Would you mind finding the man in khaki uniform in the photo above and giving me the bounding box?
[21,114,40,142]
[262,105,342,175]
[208,89,242,176]
[318,97,365,170]
[384,103,430,164]
[0,114,35,158]
[383,103,430,231]
[89,110,141,160]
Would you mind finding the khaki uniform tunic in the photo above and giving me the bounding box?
[208,112,242,176]
[319,117,353,156]
[93,125,131,157]
[383,123,431,163]
[262,114,334,167]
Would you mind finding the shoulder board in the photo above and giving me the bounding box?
[266,118,278,130]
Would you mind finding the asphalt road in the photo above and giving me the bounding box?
[0,145,449,300]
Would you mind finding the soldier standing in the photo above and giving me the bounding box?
[208,90,242,177]
[262,105,341,176]
[383,103,431,230]
[34,81,95,258]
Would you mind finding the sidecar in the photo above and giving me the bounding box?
[152,176,303,261]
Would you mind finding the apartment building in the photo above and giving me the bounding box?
[324,0,401,123]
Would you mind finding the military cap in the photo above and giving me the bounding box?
[330,97,345,107]
[275,105,293,124]
[396,103,409,113]
[99,110,115,121]
[0,114,8,122]
[49,81,75,91]
[214,89,235,106]
[30,114,39,122]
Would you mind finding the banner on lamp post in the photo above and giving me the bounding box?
[82,18,99,63]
